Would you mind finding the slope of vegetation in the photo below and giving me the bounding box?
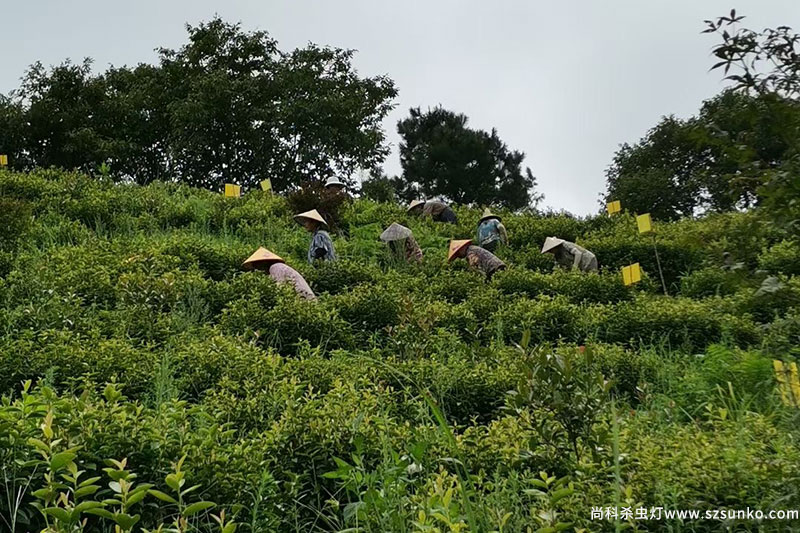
[1,169,800,532]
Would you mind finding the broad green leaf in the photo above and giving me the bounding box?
[74,500,104,513]
[50,452,77,472]
[182,501,215,517]
[27,438,50,453]
[44,507,71,523]
[79,476,102,488]
[147,489,177,504]
[113,512,141,530]
[165,473,182,492]
[127,490,147,506]
[84,508,114,519]
[75,485,100,499]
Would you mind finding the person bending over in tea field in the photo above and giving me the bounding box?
[407,199,458,224]
[541,236,598,273]
[476,208,508,252]
[380,222,423,263]
[242,247,316,300]
[294,209,337,264]
[448,239,506,280]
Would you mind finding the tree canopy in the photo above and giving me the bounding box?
[605,90,800,221]
[394,106,541,210]
[0,18,397,192]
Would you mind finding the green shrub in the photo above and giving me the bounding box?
[680,266,748,298]
[0,197,32,251]
[303,258,378,294]
[494,268,632,304]
[286,180,349,230]
[333,283,401,334]
[758,239,800,276]
[491,296,583,345]
[590,296,728,350]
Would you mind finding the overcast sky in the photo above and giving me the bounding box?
[2,1,798,214]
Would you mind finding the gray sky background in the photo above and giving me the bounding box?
[2,1,799,215]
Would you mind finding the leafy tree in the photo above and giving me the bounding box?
[359,171,397,203]
[0,18,397,192]
[705,11,800,236]
[605,90,800,220]
[19,59,109,173]
[395,106,540,209]
[705,9,800,98]
[604,116,702,220]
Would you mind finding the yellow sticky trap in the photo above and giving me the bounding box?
[260,179,272,192]
[606,200,621,215]
[0,155,7,167]
[224,184,241,198]
[774,360,794,407]
[636,213,653,234]
[621,263,642,286]
[789,362,800,406]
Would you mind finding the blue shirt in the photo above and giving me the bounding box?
[477,218,507,247]
[308,229,337,264]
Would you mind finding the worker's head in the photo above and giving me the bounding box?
[324,177,346,192]
[242,247,285,271]
[407,200,425,214]
[448,239,472,262]
[541,236,565,255]
[293,209,328,233]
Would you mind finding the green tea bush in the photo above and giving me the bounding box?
[0,197,32,251]
[504,214,584,248]
[582,234,704,289]
[758,239,800,276]
[680,266,749,298]
[491,295,583,344]
[333,283,401,334]
[303,258,379,294]
[732,276,800,323]
[591,296,727,350]
[494,268,632,304]
[1,169,799,530]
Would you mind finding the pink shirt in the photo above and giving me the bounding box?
[268,263,317,300]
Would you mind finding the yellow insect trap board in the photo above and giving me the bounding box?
[0,155,7,166]
[636,213,653,235]
[224,184,241,198]
[260,179,272,192]
[773,360,800,408]
[621,263,642,286]
[606,200,621,215]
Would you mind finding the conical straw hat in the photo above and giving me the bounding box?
[325,177,345,188]
[407,199,425,212]
[380,222,413,242]
[242,247,284,270]
[541,236,565,253]
[448,239,472,262]
[479,208,501,224]
[293,209,328,228]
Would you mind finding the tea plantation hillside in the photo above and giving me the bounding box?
[2,169,800,531]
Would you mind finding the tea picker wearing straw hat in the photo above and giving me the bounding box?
[407,199,458,224]
[476,209,508,252]
[243,247,317,300]
[541,237,598,273]
[380,222,423,263]
[448,239,506,279]
[294,209,337,264]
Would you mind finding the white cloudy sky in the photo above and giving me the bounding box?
[2,1,798,214]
